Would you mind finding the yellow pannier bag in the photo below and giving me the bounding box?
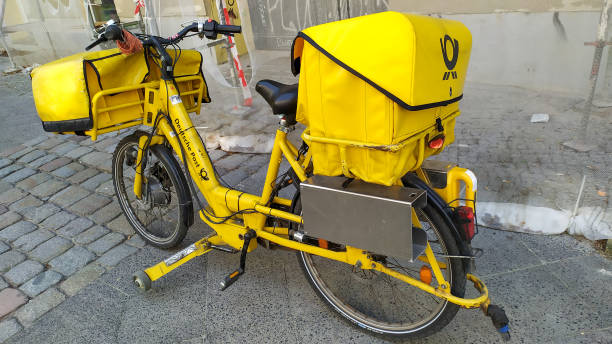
[291,11,472,186]
[31,48,210,135]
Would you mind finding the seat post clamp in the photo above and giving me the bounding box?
[279,115,296,132]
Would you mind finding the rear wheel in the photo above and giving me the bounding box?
[112,131,192,248]
[293,195,466,339]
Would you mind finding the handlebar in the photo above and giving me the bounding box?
[217,24,241,34]
[85,19,241,51]
[84,19,241,80]
[85,36,106,51]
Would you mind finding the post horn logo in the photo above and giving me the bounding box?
[440,35,459,81]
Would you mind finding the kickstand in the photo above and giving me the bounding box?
[220,229,256,290]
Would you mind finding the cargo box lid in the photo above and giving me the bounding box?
[291,11,472,111]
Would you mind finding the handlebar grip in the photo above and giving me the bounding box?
[216,24,241,34]
[85,36,106,51]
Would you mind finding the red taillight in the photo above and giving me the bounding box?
[456,206,475,241]
[428,135,445,149]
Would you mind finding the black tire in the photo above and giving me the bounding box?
[292,193,466,340]
[112,131,192,248]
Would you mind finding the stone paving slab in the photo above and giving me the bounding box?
[215,154,250,172]
[0,288,28,318]
[106,215,134,236]
[49,185,91,209]
[125,235,146,248]
[48,246,95,277]
[0,212,21,230]
[50,162,84,179]
[19,271,63,298]
[96,244,138,267]
[39,211,76,231]
[38,157,72,173]
[27,155,57,169]
[0,145,25,158]
[0,241,9,255]
[3,261,44,287]
[68,194,110,217]
[67,168,98,184]
[0,158,11,169]
[20,203,59,224]
[74,226,109,245]
[7,147,34,161]
[15,173,51,191]
[0,319,22,343]
[80,152,112,172]
[95,180,115,196]
[88,232,125,256]
[16,151,45,164]
[28,237,73,263]
[14,288,65,327]
[89,201,121,224]
[59,263,106,297]
[0,165,21,179]
[0,181,12,196]
[12,229,54,252]
[0,221,37,242]
[56,218,93,239]
[80,173,111,191]
[0,251,25,273]
[9,196,43,214]
[35,138,63,151]
[0,189,25,206]
[3,167,36,184]
[29,179,68,199]
[50,142,79,156]
[63,146,93,160]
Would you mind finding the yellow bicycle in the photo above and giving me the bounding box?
[32,13,510,341]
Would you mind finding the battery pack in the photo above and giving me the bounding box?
[300,176,428,260]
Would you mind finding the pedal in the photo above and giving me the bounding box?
[220,268,244,290]
[219,229,256,291]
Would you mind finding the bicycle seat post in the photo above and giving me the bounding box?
[279,114,296,133]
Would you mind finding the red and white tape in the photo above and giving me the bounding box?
[218,0,253,107]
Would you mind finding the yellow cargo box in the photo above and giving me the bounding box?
[31,48,210,138]
[291,11,472,186]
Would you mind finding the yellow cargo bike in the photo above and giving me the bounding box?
[31,12,510,340]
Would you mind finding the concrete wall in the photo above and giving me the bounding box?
[240,0,608,96]
[447,11,601,95]
[389,1,607,96]
[2,0,609,98]
[388,0,603,14]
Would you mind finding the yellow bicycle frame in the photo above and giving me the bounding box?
[137,80,489,309]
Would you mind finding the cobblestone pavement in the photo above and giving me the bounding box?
[0,54,610,343]
[0,124,609,343]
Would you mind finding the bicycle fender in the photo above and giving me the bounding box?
[401,173,473,273]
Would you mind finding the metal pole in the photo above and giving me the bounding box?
[217,0,243,110]
[580,0,611,137]
[83,0,97,39]
[0,0,17,69]
[143,0,160,36]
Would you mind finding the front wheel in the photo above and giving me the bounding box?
[293,195,466,340]
[112,131,192,248]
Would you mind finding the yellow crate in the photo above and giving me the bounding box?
[31,48,209,140]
